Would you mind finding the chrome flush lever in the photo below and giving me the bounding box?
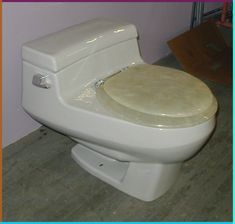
[32,74,51,89]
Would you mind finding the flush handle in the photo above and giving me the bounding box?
[32,74,51,89]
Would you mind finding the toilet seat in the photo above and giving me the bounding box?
[96,64,217,128]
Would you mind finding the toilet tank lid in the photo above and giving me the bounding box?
[22,18,138,72]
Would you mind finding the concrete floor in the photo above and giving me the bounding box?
[3,55,232,221]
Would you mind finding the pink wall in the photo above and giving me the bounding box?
[3,2,195,147]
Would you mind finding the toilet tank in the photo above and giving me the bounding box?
[22,18,143,73]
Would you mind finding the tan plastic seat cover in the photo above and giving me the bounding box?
[96,64,217,128]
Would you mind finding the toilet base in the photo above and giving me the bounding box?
[71,144,181,201]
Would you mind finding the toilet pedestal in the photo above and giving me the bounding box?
[71,144,181,201]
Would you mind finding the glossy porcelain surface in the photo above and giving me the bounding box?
[22,18,137,72]
[22,18,217,163]
[22,18,217,201]
[22,60,216,163]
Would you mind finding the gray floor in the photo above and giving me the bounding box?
[3,55,232,221]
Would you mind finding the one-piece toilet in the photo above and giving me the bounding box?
[22,18,218,201]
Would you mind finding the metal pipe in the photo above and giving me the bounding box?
[197,2,204,25]
[190,2,197,29]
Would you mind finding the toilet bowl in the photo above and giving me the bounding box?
[22,18,217,201]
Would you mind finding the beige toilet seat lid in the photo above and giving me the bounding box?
[96,64,217,128]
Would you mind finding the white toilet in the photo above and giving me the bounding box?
[22,18,218,201]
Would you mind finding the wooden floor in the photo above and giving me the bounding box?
[3,56,232,221]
